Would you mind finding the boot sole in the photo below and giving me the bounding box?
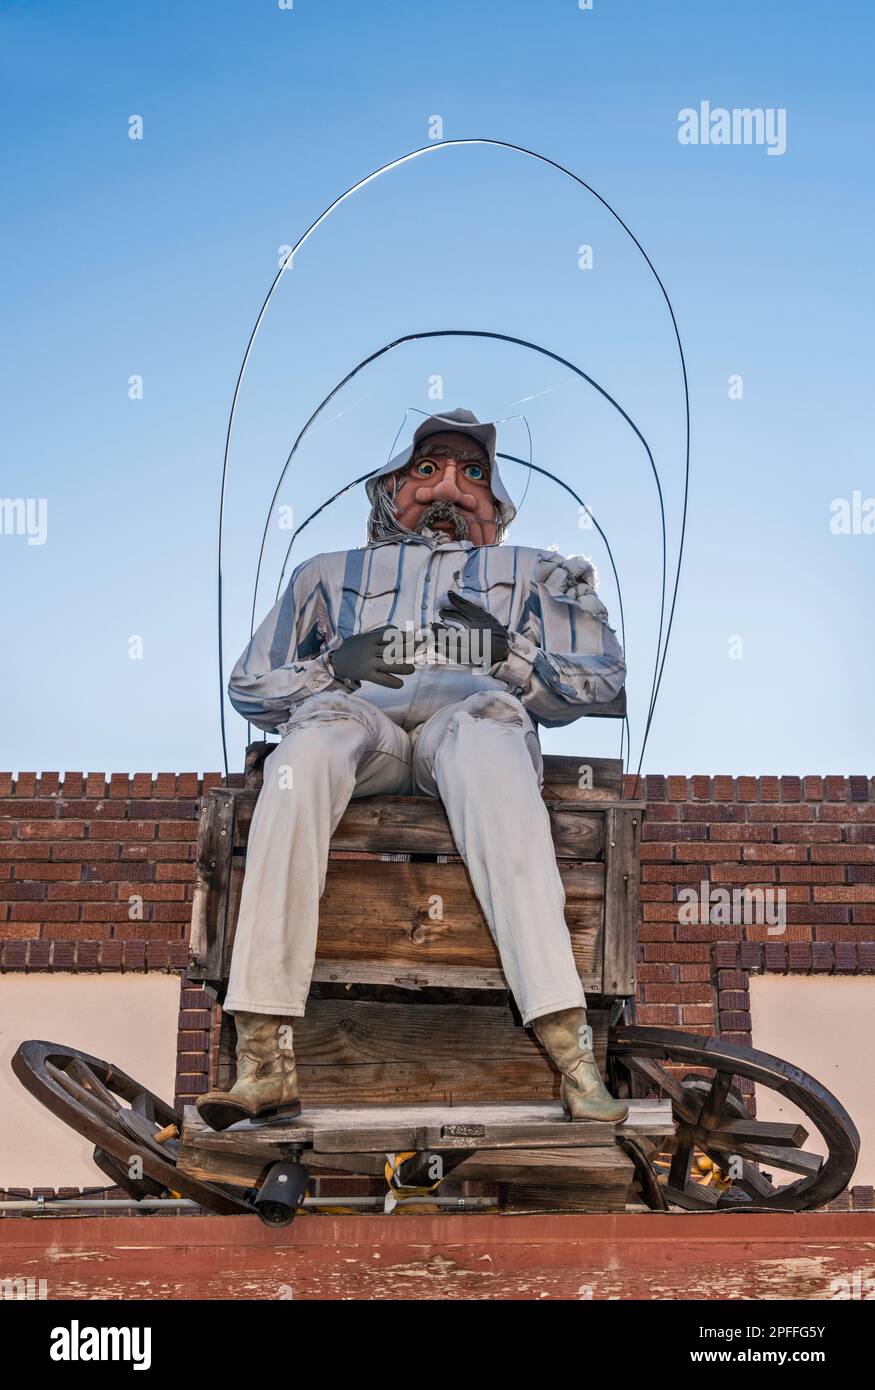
[197,1097,302,1132]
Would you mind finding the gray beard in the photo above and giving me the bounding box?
[414,501,470,541]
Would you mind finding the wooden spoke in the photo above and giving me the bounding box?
[65,1057,123,1114]
[14,1042,252,1216]
[609,1025,860,1212]
[697,1070,734,1131]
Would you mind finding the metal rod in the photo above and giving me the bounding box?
[0,1195,498,1212]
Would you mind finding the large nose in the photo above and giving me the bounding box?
[415,461,476,510]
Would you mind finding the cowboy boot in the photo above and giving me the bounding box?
[196,1011,302,1131]
[532,1007,629,1123]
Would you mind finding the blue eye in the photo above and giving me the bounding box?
[416,461,436,476]
[464,464,484,481]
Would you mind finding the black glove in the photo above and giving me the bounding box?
[437,591,510,667]
[330,625,415,689]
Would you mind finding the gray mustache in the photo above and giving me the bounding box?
[415,502,470,539]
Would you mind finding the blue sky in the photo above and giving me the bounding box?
[1,0,872,776]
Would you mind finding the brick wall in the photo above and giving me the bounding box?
[627,772,875,1037]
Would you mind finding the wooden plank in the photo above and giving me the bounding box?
[188,792,234,984]
[243,742,625,802]
[230,794,605,860]
[448,1146,633,1186]
[215,998,612,1105]
[219,859,604,989]
[602,806,641,997]
[181,1098,671,1159]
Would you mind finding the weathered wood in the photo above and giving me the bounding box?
[189,793,235,986]
[178,1098,661,1196]
[229,792,605,860]
[602,805,641,997]
[213,858,604,990]
[244,741,625,799]
[501,1181,633,1213]
[449,1145,633,1186]
[215,998,612,1105]
[182,1097,670,1159]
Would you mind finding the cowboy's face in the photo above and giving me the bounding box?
[390,430,500,546]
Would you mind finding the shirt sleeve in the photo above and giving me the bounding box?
[227,561,356,731]
[489,551,626,727]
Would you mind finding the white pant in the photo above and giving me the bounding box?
[224,688,587,1026]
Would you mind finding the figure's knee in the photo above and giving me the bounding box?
[262,693,379,789]
[276,691,383,744]
[418,689,542,792]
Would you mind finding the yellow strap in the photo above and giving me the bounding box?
[384,1151,446,1195]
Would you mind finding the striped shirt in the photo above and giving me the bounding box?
[229,535,626,732]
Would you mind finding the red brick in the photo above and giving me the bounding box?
[177,774,200,797]
[639,843,673,862]
[639,884,673,901]
[778,865,846,883]
[813,886,875,903]
[116,883,185,901]
[15,774,37,797]
[737,777,757,802]
[88,821,155,840]
[152,903,191,922]
[154,774,177,799]
[747,804,814,822]
[0,843,51,861]
[690,776,711,800]
[645,984,711,1003]
[0,774,13,796]
[710,823,771,841]
[636,1005,681,1025]
[676,844,742,862]
[9,903,79,922]
[758,777,780,801]
[79,903,145,923]
[681,1005,716,1025]
[642,902,683,922]
[667,777,688,801]
[52,842,118,861]
[130,774,153,798]
[824,776,847,801]
[777,824,843,842]
[47,883,115,901]
[13,861,81,879]
[819,804,875,822]
[17,821,86,839]
[85,774,106,798]
[811,845,875,863]
[155,862,195,882]
[638,963,678,983]
[712,776,735,801]
[643,943,709,962]
[0,882,46,900]
[742,844,806,862]
[108,774,130,798]
[802,776,823,801]
[59,800,124,818]
[61,773,84,797]
[157,821,198,841]
[638,923,674,941]
[680,964,711,982]
[0,799,55,818]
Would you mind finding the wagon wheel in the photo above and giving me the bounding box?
[11,1040,253,1215]
[607,1026,859,1212]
